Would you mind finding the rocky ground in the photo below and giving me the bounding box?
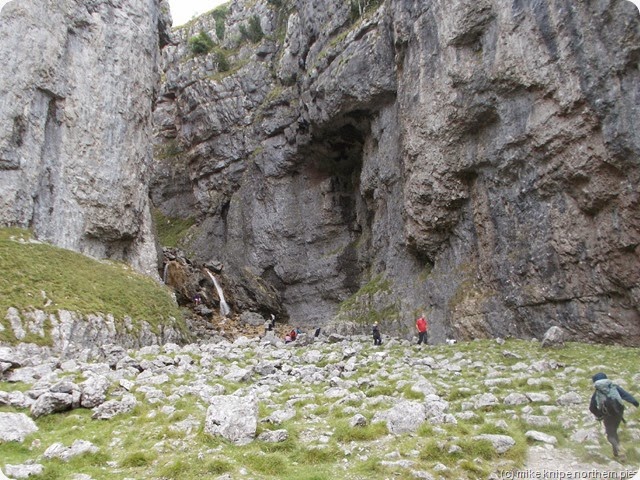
[1,331,638,480]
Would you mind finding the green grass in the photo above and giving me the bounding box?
[152,209,196,248]
[0,228,187,344]
[332,420,388,442]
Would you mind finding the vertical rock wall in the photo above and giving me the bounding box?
[154,0,640,344]
[0,0,171,276]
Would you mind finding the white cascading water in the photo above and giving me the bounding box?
[163,262,169,284]
[206,269,231,317]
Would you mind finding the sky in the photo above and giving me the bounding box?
[0,0,228,26]
[0,0,639,26]
[167,0,228,27]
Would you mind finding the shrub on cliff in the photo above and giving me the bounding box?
[239,15,264,44]
[189,30,214,55]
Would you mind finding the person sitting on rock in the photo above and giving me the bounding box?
[589,372,639,459]
[289,329,298,341]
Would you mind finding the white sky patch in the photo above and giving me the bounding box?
[628,0,640,11]
[167,0,228,27]
[0,0,229,26]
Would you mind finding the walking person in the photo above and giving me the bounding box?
[416,314,428,345]
[372,323,382,346]
[589,372,639,459]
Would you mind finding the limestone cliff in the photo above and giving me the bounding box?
[0,0,172,277]
[152,0,640,345]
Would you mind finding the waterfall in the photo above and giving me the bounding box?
[163,262,169,284]
[206,269,231,317]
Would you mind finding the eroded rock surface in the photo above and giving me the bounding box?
[152,0,640,343]
[0,0,172,277]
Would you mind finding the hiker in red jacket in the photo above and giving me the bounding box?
[416,315,428,345]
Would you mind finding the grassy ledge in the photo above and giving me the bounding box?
[0,228,185,343]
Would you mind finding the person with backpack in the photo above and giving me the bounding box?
[415,315,428,345]
[372,323,382,346]
[589,372,639,458]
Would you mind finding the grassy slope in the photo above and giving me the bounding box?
[0,228,186,343]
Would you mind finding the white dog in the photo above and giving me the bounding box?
[446,338,457,345]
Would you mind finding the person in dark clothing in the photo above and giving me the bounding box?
[372,323,382,346]
[589,372,639,458]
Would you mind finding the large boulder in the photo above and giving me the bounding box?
[541,326,566,348]
[0,412,38,442]
[372,400,426,434]
[204,394,259,445]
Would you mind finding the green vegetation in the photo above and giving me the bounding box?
[154,139,183,160]
[214,48,230,72]
[152,209,195,248]
[0,228,185,344]
[239,15,264,43]
[189,30,215,55]
[335,273,400,326]
[349,0,383,22]
[211,5,229,40]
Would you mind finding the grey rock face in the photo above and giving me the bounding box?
[1,308,186,361]
[0,0,168,277]
[153,0,640,344]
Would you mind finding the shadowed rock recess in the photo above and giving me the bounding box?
[0,0,639,346]
[153,0,640,344]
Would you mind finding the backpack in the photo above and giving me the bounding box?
[594,379,625,418]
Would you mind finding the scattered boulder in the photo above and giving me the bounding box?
[205,394,259,445]
[541,326,565,348]
[0,412,38,442]
[503,393,529,405]
[556,392,582,406]
[373,400,426,434]
[30,392,76,419]
[525,430,558,445]
[474,434,516,454]
[263,408,296,425]
[471,393,499,409]
[257,429,289,443]
[4,463,44,478]
[350,414,367,427]
[43,440,99,461]
[91,394,138,420]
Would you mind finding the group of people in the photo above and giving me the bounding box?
[372,314,429,347]
[372,316,638,460]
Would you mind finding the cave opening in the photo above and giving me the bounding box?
[296,110,374,295]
